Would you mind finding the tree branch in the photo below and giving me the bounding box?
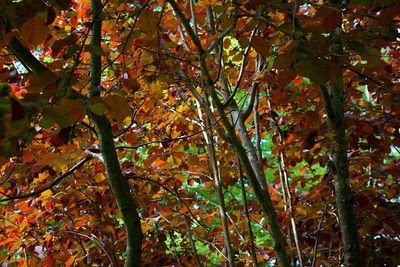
[344,65,400,99]
[166,0,204,54]
[8,37,51,74]
[0,156,92,202]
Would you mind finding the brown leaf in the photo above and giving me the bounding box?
[251,36,270,57]
[21,17,50,46]
[104,94,131,121]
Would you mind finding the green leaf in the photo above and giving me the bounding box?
[88,102,106,115]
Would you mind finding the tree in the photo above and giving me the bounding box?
[0,0,399,266]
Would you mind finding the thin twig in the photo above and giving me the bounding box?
[224,28,257,108]
[344,65,400,99]
[311,201,329,267]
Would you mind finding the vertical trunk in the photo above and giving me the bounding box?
[204,116,235,267]
[89,1,143,266]
[320,83,361,266]
[320,2,361,265]
[196,97,235,266]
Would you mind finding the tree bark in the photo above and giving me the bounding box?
[319,2,362,265]
[320,84,361,266]
[89,1,143,266]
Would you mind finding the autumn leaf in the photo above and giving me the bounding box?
[21,17,50,46]
[1,1,398,266]
[65,255,77,267]
[104,94,131,121]
[251,36,270,58]
[37,153,60,167]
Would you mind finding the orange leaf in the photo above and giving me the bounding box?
[17,259,28,267]
[41,255,54,267]
[17,201,30,212]
[74,220,87,229]
[203,181,214,190]
[270,12,286,23]
[0,237,15,247]
[57,99,86,124]
[152,157,166,168]
[22,150,34,163]
[65,255,77,267]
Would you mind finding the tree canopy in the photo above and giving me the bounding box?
[0,0,399,266]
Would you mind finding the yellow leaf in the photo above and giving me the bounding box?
[33,172,49,183]
[94,173,106,183]
[141,52,153,64]
[51,159,68,172]
[41,190,53,198]
[139,10,159,35]
[149,81,163,95]
[203,0,219,5]
[173,155,182,164]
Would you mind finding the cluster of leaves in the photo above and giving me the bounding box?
[0,0,399,266]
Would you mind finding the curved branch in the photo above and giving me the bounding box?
[8,37,51,74]
[205,0,239,56]
[224,28,257,108]
[0,156,92,202]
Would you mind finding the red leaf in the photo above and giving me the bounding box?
[293,75,303,86]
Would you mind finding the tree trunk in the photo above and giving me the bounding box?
[89,1,143,266]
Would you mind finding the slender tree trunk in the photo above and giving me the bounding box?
[320,83,361,266]
[89,1,143,266]
[204,116,235,267]
[196,98,235,266]
[319,1,361,265]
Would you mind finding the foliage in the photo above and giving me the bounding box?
[0,0,399,266]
